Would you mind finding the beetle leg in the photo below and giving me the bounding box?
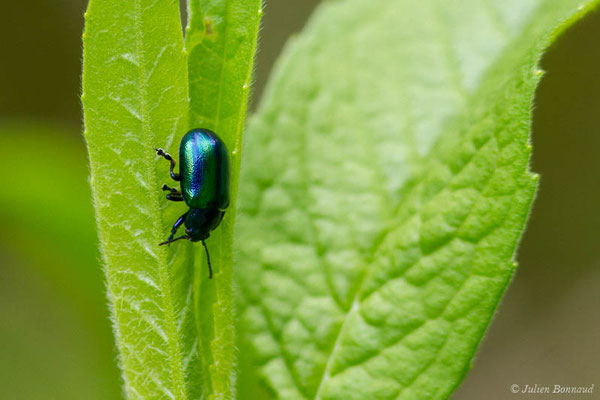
[166,193,184,202]
[155,148,181,181]
[159,234,189,246]
[162,184,178,193]
[160,211,189,245]
[161,184,184,202]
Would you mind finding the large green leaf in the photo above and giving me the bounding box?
[236,0,598,398]
[82,0,261,397]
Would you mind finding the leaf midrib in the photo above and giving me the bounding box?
[132,0,188,397]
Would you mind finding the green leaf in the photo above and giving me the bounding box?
[82,1,194,399]
[82,0,262,397]
[185,1,262,398]
[236,0,598,398]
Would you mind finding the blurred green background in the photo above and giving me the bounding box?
[0,1,597,399]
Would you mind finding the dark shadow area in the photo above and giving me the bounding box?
[0,1,86,124]
[251,1,320,109]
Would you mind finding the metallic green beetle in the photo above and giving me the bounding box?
[155,128,230,278]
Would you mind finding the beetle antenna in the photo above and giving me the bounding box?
[202,240,213,279]
[158,235,189,246]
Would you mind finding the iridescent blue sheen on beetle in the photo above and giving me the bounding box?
[155,128,230,278]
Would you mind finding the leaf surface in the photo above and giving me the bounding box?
[185,1,262,397]
[236,0,598,398]
[82,1,195,399]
